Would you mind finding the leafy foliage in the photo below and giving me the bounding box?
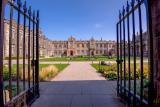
[91,63,149,80]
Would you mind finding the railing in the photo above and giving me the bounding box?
[116,0,154,107]
[0,0,39,106]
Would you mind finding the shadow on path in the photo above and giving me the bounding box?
[32,62,125,107]
[32,80,125,107]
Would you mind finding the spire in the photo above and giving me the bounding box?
[101,37,103,41]
[91,36,94,41]
[68,35,76,41]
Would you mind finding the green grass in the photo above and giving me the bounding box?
[3,64,69,81]
[38,64,69,72]
[3,64,69,96]
[40,56,117,62]
[40,56,149,62]
[54,64,69,71]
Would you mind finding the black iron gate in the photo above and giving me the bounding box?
[0,0,39,106]
[116,0,154,107]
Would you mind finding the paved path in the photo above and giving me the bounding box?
[32,62,125,107]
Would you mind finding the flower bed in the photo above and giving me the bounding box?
[91,63,149,80]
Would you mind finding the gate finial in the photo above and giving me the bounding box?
[126,1,130,12]
[122,6,125,16]
[33,11,35,19]
[36,11,39,21]
[131,0,135,7]
[28,6,32,16]
[23,1,27,13]
[17,0,22,7]
[119,10,121,20]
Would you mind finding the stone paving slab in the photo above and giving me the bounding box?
[32,62,125,107]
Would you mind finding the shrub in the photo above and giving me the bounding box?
[39,65,58,81]
[103,71,117,80]
[19,65,59,81]
[19,68,33,81]
[93,63,149,80]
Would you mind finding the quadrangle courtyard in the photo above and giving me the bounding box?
[31,62,125,107]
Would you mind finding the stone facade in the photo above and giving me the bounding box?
[3,19,116,58]
[130,32,148,57]
[3,19,149,58]
[47,36,116,56]
[40,36,116,57]
[3,19,33,58]
[120,32,149,57]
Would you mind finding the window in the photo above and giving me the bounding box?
[54,45,57,48]
[96,50,98,54]
[100,44,102,48]
[96,44,99,48]
[64,45,67,48]
[77,44,80,48]
[82,44,84,48]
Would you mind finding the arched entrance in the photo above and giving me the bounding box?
[63,51,67,56]
[91,51,94,56]
[70,50,74,56]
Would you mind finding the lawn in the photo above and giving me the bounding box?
[39,64,68,71]
[3,64,69,81]
[39,56,148,62]
[40,56,117,62]
[3,64,69,97]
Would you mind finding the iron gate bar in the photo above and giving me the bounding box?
[0,0,40,106]
[116,23,119,95]
[0,1,6,106]
[35,10,39,97]
[117,0,144,24]
[126,1,131,105]
[122,6,126,97]
[119,11,122,95]
[28,6,31,89]
[8,0,13,100]
[16,0,21,95]
[145,0,154,106]
[23,0,27,91]
[137,0,144,106]
[131,0,137,106]
[117,0,154,106]
[8,0,36,23]
[32,11,35,95]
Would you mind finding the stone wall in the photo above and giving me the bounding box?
[151,0,160,105]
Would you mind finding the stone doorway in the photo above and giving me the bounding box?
[70,50,74,56]
[63,51,67,56]
[91,51,94,56]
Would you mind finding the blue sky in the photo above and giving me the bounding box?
[25,0,128,41]
[5,0,146,41]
